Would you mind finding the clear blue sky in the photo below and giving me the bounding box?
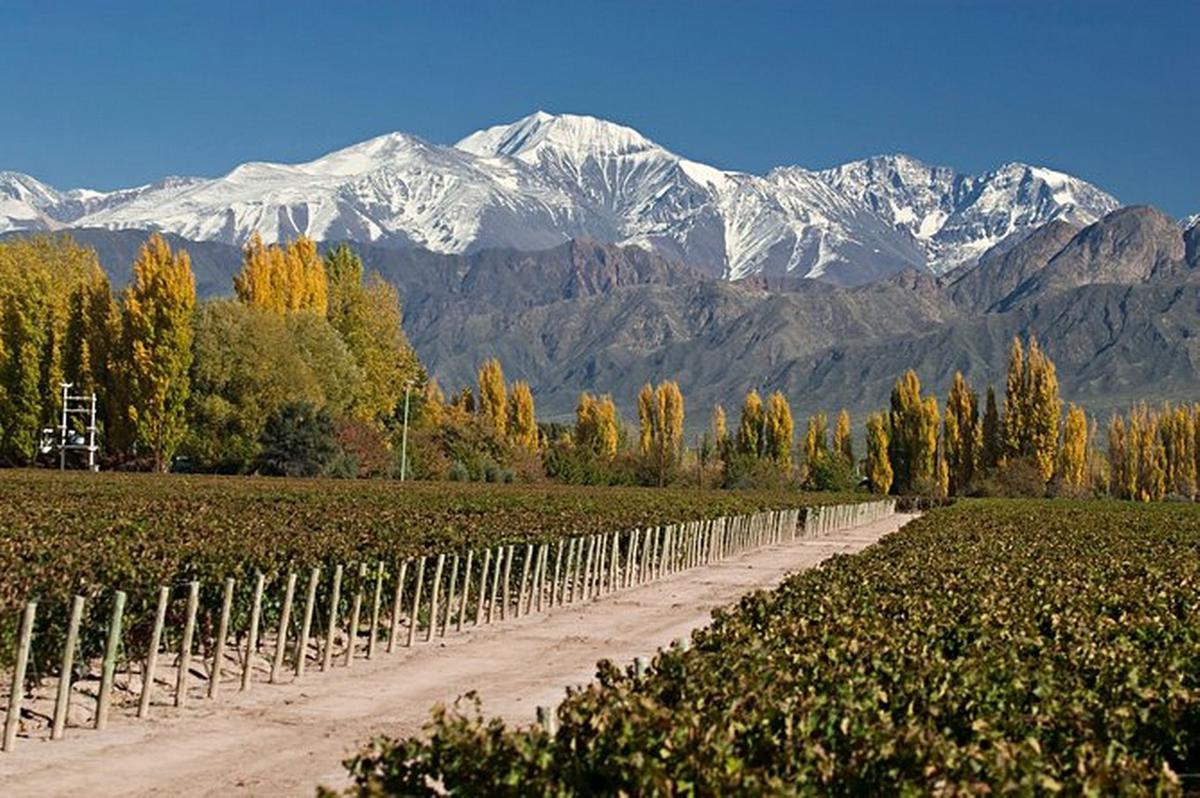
[4,0,1197,216]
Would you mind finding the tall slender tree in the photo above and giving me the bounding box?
[865,411,893,495]
[763,391,794,470]
[509,380,538,453]
[833,409,853,466]
[478,358,508,436]
[117,234,196,470]
[735,389,764,458]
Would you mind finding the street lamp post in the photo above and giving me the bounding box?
[399,382,412,482]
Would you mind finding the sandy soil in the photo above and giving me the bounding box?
[0,512,912,797]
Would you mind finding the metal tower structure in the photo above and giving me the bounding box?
[58,382,99,471]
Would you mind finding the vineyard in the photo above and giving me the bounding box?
[339,500,1200,795]
[0,469,874,752]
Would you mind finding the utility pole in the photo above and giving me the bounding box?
[399,382,412,482]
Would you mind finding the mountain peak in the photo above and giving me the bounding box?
[456,111,662,161]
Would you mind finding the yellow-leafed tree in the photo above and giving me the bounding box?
[1025,337,1061,483]
[638,381,685,486]
[764,391,794,470]
[234,234,328,315]
[735,389,764,457]
[865,412,893,495]
[118,234,196,471]
[1003,336,1026,460]
[1059,403,1088,491]
[478,358,508,437]
[803,412,828,469]
[509,380,538,452]
[833,409,853,466]
[576,392,619,458]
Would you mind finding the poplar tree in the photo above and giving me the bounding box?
[865,412,893,495]
[735,389,764,457]
[1108,414,1128,499]
[1059,403,1088,491]
[944,372,979,494]
[118,234,196,471]
[888,370,938,493]
[637,381,685,486]
[763,391,794,470]
[711,404,729,461]
[509,380,538,452]
[477,358,508,436]
[1003,336,1027,459]
[980,384,1003,469]
[575,392,618,458]
[803,412,828,468]
[833,409,853,466]
[1025,338,1061,482]
[233,234,327,315]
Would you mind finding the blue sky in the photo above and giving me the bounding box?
[3,1,1197,216]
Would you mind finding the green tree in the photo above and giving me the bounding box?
[980,384,1003,470]
[256,400,337,477]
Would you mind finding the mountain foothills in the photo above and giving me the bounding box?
[5,203,1195,429]
[1,112,1122,284]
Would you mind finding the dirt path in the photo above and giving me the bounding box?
[0,512,912,797]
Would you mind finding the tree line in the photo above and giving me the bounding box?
[1,232,1194,499]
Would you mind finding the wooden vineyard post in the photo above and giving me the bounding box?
[475,549,492,626]
[321,565,343,672]
[209,577,235,698]
[242,573,265,689]
[3,601,36,751]
[140,585,171,715]
[608,532,619,594]
[387,560,408,652]
[443,554,459,637]
[634,656,649,678]
[345,563,367,665]
[176,581,200,708]
[551,540,564,607]
[457,551,473,632]
[295,568,320,677]
[492,545,507,620]
[52,595,85,738]
[516,544,533,618]
[271,572,297,683]
[425,554,445,643]
[407,557,426,646]
[367,562,384,658]
[95,590,126,731]
[595,535,607,595]
[534,544,547,613]
[537,705,557,734]
[563,538,578,603]
[501,546,514,621]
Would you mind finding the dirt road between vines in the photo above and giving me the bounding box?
[0,512,913,797]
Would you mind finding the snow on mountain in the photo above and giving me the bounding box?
[818,156,1119,271]
[1185,213,1200,231]
[1,112,1122,284]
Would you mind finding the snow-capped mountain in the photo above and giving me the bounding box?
[1185,213,1199,231]
[0,112,1120,284]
